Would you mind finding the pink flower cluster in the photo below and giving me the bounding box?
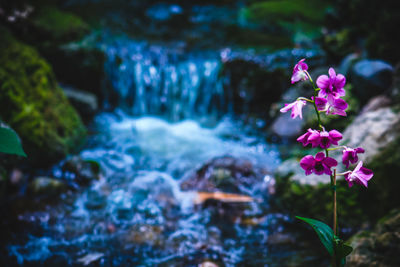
[280,59,373,188]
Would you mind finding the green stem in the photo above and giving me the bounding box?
[306,71,337,266]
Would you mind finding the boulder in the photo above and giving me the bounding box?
[44,40,106,104]
[360,95,392,114]
[350,60,394,103]
[347,210,400,267]
[342,107,400,163]
[0,26,86,166]
[180,156,267,194]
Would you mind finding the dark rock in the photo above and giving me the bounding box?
[350,60,394,103]
[28,176,68,196]
[180,156,266,194]
[44,40,106,104]
[61,156,101,186]
[348,210,400,267]
[221,59,287,117]
[339,53,361,76]
[62,85,98,120]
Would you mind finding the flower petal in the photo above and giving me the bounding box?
[328,67,336,78]
[324,157,338,168]
[280,102,295,113]
[314,97,327,111]
[316,75,330,89]
[334,74,346,88]
[315,152,325,161]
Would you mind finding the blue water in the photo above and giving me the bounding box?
[3,33,324,266]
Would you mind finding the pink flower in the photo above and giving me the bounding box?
[280,100,307,119]
[297,128,318,147]
[344,161,373,188]
[314,95,348,116]
[342,147,365,168]
[291,59,309,84]
[307,129,342,149]
[316,68,346,99]
[300,152,338,176]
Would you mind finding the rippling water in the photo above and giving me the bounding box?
[5,112,288,266]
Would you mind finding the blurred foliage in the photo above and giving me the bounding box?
[29,6,89,44]
[242,0,332,43]
[0,26,86,166]
[272,173,369,234]
[325,0,400,63]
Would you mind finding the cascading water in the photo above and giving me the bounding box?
[104,37,227,122]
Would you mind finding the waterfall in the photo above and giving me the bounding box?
[103,38,227,121]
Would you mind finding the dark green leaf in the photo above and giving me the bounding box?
[335,239,353,266]
[296,216,334,256]
[0,126,27,157]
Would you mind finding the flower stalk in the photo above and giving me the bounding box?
[282,59,374,266]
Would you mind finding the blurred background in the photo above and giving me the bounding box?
[1,0,400,266]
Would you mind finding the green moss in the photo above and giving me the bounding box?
[30,6,89,44]
[272,174,369,233]
[0,26,86,166]
[243,0,331,24]
[365,136,400,220]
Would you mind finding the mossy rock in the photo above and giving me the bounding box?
[271,172,368,233]
[347,209,400,267]
[0,26,86,166]
[29,6,90,45]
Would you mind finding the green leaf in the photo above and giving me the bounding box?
[296,216,334,256]
[0,126,27,157]
[335,239,353,266]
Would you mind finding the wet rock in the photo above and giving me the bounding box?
[62,86,98,120]
[28,177,68,196]
[125,224,164,247]
[180,156,266,194]
[347,210,400,267]
[61,156,101,186]
[0,26,86,166]
[350,59,394,103]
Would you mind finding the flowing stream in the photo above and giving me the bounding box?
[2,35,323,266]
